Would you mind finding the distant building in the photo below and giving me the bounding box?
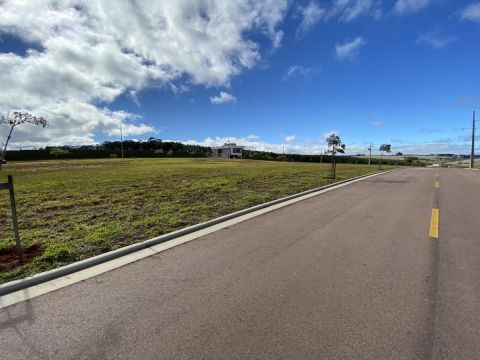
[211,143,245,159]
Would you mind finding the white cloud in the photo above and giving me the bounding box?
[108,123,156,137]
[459,2,480,22]
[182,136,329,155]
[295,0,380,35]
[335,37,366,61]
[417,32,456,49]
[284,135,296,142]
[281,65,316,81]
[371,121,384,128]
[176,134,476,156]
[393,0,433,15]
[0,0,288,147]
[210,91,237,105]
[296,1,326,37]
[331,0,380,22]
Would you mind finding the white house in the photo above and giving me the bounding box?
[211,143,245,159]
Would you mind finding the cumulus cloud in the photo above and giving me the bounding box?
[393,0,433,15]
[335,37,366,61]
[182,136,329,155]
[0,0,288,147]
[417,32,456,49]
[177,134,476,156]
[459,2,480,22]
[210,91,237,105]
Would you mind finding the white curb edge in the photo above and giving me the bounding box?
[0,170,394,307]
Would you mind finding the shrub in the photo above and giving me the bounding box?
[50,148,70,158]
[41,243,76,263]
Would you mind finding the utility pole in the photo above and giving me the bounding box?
[320,150,323,164]
[283,146,286,162]
[120,125,124,159]
[470,111,476,169]
[368,143,373,165]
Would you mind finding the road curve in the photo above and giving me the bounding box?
[1,168,479,359]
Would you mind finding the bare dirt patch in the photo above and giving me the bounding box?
[0,244,44,272]
[14,164,104,172]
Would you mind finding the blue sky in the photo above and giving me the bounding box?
[1,0,479,154]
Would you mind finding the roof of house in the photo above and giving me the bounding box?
[211,143,245,150]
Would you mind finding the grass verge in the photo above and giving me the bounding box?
[0,158,392,283]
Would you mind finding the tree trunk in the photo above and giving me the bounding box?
[378,152,383,170]
[331,155,336,179]
[0,125,15,170]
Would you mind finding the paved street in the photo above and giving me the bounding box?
[1,168,479,359]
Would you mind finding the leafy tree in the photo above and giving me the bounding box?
[395,152,403,156]
[378,144,391,170]
[50,148,70,158]
[0,112,48,169]
[326,134,346,179]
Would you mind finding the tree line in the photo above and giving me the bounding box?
[1,112,408,170]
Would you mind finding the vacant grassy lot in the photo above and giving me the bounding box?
[0,158,392,283]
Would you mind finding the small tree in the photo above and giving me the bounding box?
[378,144,391,170]
[326,134,346,179]
[0,112,48,169]
[50,148,70,158]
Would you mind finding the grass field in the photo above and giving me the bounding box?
[0,158,392,283]
[448,159,480,168]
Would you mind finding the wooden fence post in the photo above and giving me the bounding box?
[7,175,22,254]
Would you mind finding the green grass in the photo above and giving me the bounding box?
[0,158,392,283]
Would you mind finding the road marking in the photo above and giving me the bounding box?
[430,208,439,239]
[435,181,440,189]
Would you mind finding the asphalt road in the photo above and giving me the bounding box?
[1,168,479,359]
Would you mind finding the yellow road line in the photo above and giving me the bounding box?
[435,181,440,189]
[430,208,439,239]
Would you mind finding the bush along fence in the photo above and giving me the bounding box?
[5,148,420,166]
[5,149,212,161]
[243,150,418,166]
[4,136,419,166]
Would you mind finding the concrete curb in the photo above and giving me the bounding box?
[0,170,394,296]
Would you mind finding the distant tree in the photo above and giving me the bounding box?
[378,144,392,170]
[395,152,403,156]
[326,134,346,179]
[50,148,70,158]
[0,112,48,169]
